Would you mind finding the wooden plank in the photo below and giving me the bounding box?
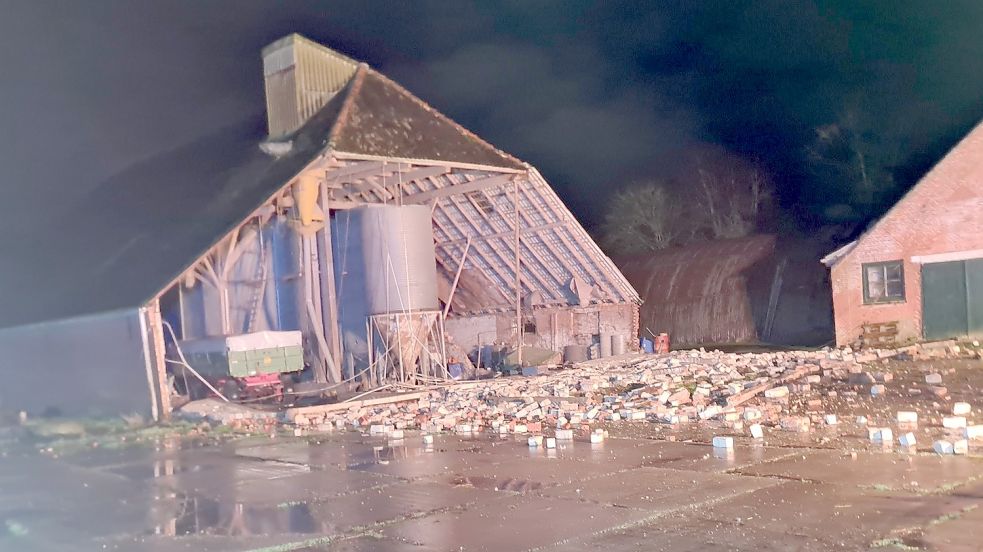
[284,391,427,418]
[331,151,525,175]
[482,185,565,302]
[146,300,173,420]
[726,365,818,407]
[431,212,513,306]
[318,180,343,376]
[763,257,788,341]
[327,161,390,183]
[437,221,567,247]
[443,237,472,319]
[405,173,515,205]
[328,199,371,210]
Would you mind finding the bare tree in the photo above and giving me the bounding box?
[600,145,775,256]
[695,157,773,239]
[806,108,900,217]
[601,182,691,255]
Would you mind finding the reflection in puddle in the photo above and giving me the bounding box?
[107,460,201,481]
[146,457,320,537]
[712,448,736,462]
[150,493,318,536]
[450,475,542,493]
[345,443,421,470]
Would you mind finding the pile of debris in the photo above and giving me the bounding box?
[178,344,981,454]
[285,348,881,434]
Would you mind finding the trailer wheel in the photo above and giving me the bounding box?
[221,380,242,401]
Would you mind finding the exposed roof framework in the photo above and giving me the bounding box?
[0,35,638,331]
[320,156,639,316]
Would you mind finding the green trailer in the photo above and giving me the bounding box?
[171,331,305,399]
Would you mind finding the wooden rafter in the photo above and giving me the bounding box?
[447,177,558,297]
[405,173,514,205]
[326,161,390,184]
[441,188,532,297]
[473,186,569,301]
[436,221,567,247]
[519,179,616,302]
[430,213,512,306]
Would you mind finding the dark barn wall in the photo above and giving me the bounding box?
[617,235,833,348]
[0,309,152,417]
[618,236,776,347]
[745,238,834,346]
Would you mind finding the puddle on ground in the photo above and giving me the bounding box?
[105,460,205,481]
[450,475,543,493]
[345,443,431,470]
[149,492,318,537]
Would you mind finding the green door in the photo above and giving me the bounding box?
[922,260,968,340]
[967,259,983,336]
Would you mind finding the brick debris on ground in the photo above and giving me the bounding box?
[180,341,983,455]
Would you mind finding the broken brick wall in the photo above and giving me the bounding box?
[444,303,638,360]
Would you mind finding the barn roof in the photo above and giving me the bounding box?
[326,66,524,171]
[0,91,347,330]
[0,37,634,330]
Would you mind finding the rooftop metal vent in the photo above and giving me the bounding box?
[261,34,359,139]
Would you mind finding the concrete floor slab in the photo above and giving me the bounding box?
[636,440,805,472]
[692,480,979,548]
[381,494,652,552]
[536,466,782,511]
[5,430,983,551]
[735,448,983,491]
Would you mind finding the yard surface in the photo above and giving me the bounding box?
[2,356,983,551]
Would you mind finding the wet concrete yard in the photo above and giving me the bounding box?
[3,429,983,551]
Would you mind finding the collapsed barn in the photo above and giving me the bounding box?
[616,235,833,348]
[0,34,639,419]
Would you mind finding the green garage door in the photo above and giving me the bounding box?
[922,259,983,340]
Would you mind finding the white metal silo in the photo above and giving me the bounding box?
[357,205,446,384]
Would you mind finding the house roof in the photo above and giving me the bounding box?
[0,37,630,330]
[821,118,983,268]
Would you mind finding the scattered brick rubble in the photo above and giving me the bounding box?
[179,341,982,454]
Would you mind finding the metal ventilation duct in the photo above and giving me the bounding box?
[261,33,359,138]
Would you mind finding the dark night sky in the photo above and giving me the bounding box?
[2,1,982,235]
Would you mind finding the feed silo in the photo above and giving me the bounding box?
[357,205,445,383]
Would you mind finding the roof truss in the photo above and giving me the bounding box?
[321,158,639,317]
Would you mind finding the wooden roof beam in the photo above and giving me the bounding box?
[430,211,513,306]
[436,221,567,247]
[474,188,566,302]
[327,161,395,185]
[405,173,515,205]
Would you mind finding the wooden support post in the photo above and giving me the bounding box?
[145,300,172,421]
[443,237,472,319]
[514,179,523,367]
[317,180,344,379]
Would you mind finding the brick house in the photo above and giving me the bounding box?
[822,120,983,346]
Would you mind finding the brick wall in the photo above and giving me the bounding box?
[830,121,983,345]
